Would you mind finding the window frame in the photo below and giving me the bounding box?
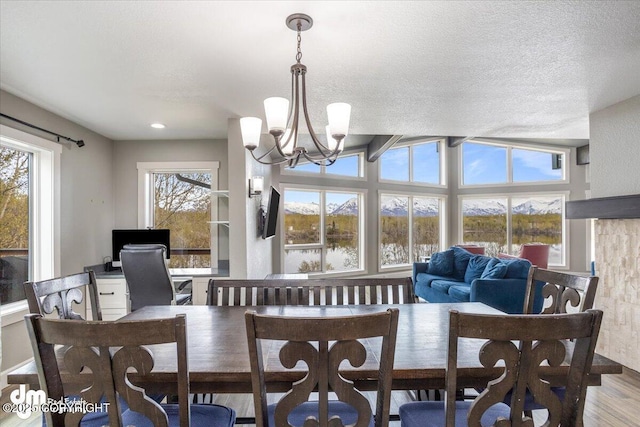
[378,138,446,188]
[458,191,569,268]
[1,125,61,320]
[378,190,447,271]
[137,161,220,267]
[281,184,366,276]
[280,149,366,181]
[459,139,570,188]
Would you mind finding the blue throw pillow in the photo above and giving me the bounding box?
[498,257,532,279]
[450,246,474,280]
[464,255,491,283]
[428,249,454,276]
[481,258,508,279]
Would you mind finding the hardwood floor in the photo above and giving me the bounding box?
[2,367,639,426]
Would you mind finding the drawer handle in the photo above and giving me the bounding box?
[100,292,115,295]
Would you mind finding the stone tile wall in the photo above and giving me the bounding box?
[594,219,640,371]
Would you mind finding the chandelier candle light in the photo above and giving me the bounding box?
[240,13,351,168]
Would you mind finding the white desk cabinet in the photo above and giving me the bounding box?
[192,277,210,305]
[88,277,129,321]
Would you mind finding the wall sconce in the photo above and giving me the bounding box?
[248,176,264,198]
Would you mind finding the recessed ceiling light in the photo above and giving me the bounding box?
[151,123,166,129]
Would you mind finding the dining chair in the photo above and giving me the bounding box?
[120,244,191,311]
[399,309,602,427]
[511,267,600,417]
[245,308,399,427]
[25,313,236,427]
[208,278,416,306]
[24,271,101,320]
[523,267,599,316]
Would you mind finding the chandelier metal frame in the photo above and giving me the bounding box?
[240,13,351,168]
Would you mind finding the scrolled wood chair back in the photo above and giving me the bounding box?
[245,308,399,427]
[445,309,602,426]
[24,271,101,320]
[523,267,598,315]
[25,313,191,427]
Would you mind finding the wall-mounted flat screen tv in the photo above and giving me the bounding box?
[112,229,171,267]
[262,186,280,239]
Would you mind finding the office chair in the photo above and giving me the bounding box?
[120,244,191,311]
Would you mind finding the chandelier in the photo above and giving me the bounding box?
[240,13,351,168]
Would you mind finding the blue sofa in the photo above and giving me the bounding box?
[412,246,543,314]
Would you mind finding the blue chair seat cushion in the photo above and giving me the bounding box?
[399,400,510,426]
[267,401,372,427]
[122,404,236,427]
[448,284,471,302]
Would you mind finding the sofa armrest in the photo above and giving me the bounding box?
[470,278,530,314]
[412,262,429,285]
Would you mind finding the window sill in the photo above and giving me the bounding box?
[1,300,29,326]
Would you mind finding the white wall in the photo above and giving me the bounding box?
[227,119,273,279]
[1,89,114,383]
[590,95,640,198]
[589,95,640,370]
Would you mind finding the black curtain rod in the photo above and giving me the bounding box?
[0,112,85,147]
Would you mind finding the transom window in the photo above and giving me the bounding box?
[379,193,444,268]
[283,152,364,178]
[461,141,567,186]
[460,193,566,266]
[379,139,444,185]
[283,188,364,274]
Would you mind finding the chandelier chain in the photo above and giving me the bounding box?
[296,23,302,63]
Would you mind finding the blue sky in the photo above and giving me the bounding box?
[286,142,563,203]
[463,143,562,185]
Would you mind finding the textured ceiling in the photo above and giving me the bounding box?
[1,1,639,142]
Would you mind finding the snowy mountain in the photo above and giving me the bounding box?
[331,198,359,215]
[284,201,319,215]
[461,199,507,216]
[512,199,562,215]
[285,196,561,217]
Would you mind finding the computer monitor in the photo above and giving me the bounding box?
[112,229,171,267]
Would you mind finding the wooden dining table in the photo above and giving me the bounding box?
[8,302,622,395]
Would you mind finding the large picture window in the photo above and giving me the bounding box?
[460,194,566,266]
[283,189,363,274]
[380,193,443,268]
[1,126,59,306]
[462,141,567,186]
[380,139,444,185]
[138,162,220,269]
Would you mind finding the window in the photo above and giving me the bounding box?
[461,141,567,186]
[460,193,566,266]
[461,197,508,256]
[283,152,364,178]
[1,126,59,306]
[380,193,443,268]
[138,162,220,269]
[283,188,363,274]
[380,139,443,185]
